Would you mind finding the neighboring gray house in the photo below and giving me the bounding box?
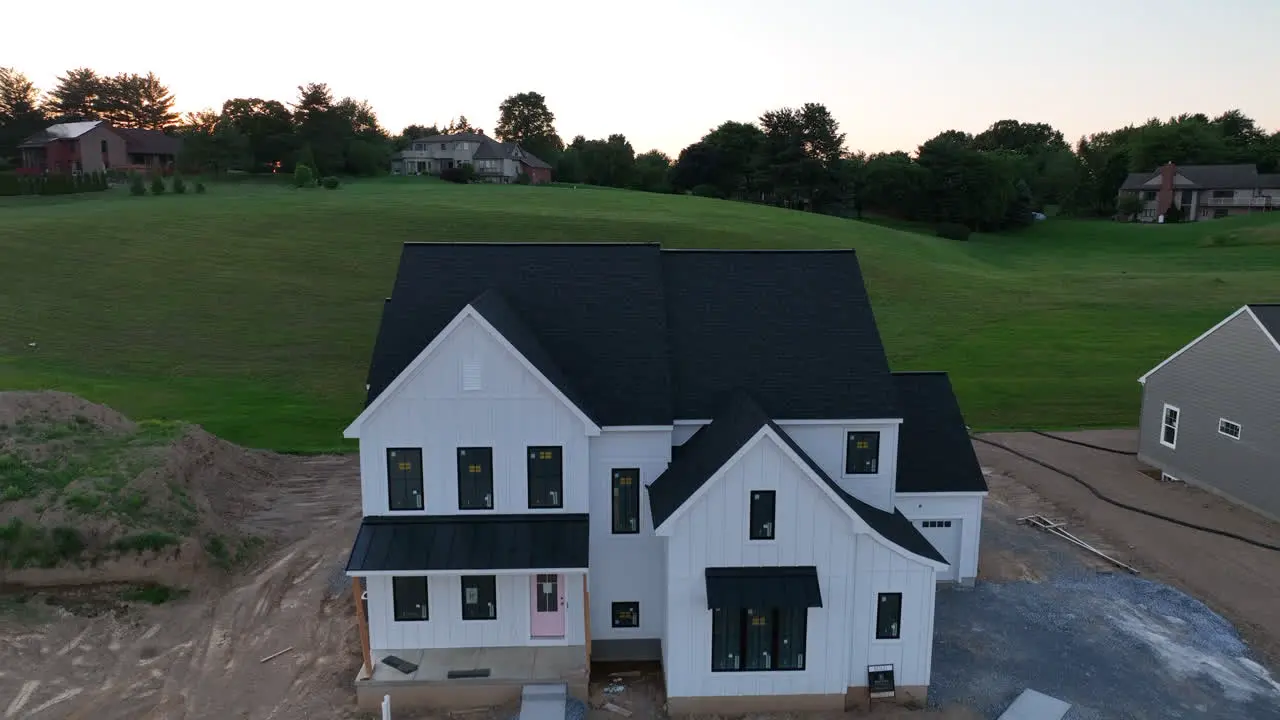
[390,132,552,184]
[1119,163,1280,222]
[1137,304,1280,521]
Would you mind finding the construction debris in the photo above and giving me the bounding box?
[258,647,294,663]
[609,670,642,678]
[603,702,633,717]
[1019,514,1140,574]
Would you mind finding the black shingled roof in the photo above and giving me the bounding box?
[892,372,988,493]
[365,243,672,426]
[1248,304,1280,343]
[346,514,589,572]
[364,244,897,426]
[647,392,946,565]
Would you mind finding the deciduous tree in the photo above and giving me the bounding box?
[495,91,562,162]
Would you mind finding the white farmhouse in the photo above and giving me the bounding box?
[342,243,987,713]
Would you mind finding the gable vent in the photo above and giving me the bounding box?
[461,360,482,391]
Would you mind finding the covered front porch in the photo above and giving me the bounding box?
[356,645,589,709]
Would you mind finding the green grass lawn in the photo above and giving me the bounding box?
[2,179,1278,451]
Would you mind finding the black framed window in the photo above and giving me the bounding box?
[457,447,493,510]
[876,592,902,640]
[749,490,775,540]
[1141,190,1156,201]
[461,576,497,620]
[612,601,639,628]
[392,577,429,621]
[845,431,880,474]
[386,448,424,511]
[612,468,640,533]
[711,607,807,672]
[527,446,563,508]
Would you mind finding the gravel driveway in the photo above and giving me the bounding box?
[928,442,1280,719]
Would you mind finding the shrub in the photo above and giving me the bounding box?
[440,166,468,184]
[293,163,315,188]
[112,531,179,554]
[691,184,724,198]
[515,172,532,185]
[149,175,166,195]
[129,173,147,196]
[0,172,19,196]
[1164,203,1182,223]
[195,181,206,194]
[320,176,340,189]
[935,222,972,241]
[172,175,187,194]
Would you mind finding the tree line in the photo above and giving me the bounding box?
[4,66,1277,228]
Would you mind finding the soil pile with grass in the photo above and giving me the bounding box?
[0,391,284,584]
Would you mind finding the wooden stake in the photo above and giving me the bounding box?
[583,582,592,669]
[259,646,294,663]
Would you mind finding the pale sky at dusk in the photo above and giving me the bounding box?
[10,0,1279,155]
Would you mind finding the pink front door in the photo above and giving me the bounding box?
[530,573,566,638]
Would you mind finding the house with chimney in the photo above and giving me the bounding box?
[391,132,553,184]
[1119,163,1280,222]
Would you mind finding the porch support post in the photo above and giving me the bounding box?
[353,577,372,673]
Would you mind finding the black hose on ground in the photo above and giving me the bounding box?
[1030,430,1138,456]
[971,434,1280,554]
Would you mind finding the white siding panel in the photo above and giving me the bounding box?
[895,493,985,583]
[779,423,900,512]
[367,573,585,650]
[663,437,858,699]
[358,315,591,516]
[588,430,672,641]
[848,536,936,688]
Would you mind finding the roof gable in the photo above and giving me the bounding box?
[648,392,947,566]
[344,301,600,437]
[892,372,988,493]
[1138,305,1280,384]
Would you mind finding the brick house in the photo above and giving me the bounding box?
[19,121,181,174]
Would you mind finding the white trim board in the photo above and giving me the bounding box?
[1138,305,1280,384]
[348,568,590,577]
[651,425,948,571]
[344,304,601,438]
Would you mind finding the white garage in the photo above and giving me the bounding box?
[914,519,963,582]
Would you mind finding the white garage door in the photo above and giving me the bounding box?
[915,519,962,582]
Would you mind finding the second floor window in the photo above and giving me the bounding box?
[612,468,640,533]
[387,448,424,510]
[846,431,880,474]
[527,446,563,508]
[749,490,775,540]
[457,447,493,510]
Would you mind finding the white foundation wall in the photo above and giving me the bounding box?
[663,436,859,698]
[366,574,587,650]
[588,429,672,643]
[356,315,592,516]
[847,536,937,688]
[777,422,900,513]
[894,493,985,583]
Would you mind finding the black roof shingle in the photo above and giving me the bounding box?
[892,372,988,493]
[1249,304,1280,342]
[346,514,589,572]
[364,244,898,426]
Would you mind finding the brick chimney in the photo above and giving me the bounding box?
[1156,161,1177,217]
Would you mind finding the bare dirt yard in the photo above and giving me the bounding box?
[976,430,1280,666]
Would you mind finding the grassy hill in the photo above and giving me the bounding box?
[2,178,1278,451]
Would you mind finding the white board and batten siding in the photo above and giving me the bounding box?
[662,434,936,699]
[587,430,672,643]
[355,314,593,516]
[366,574,587,651]
[895,493,985,583]
[673,421,903,513]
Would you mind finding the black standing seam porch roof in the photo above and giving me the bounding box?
[345,514,589,573]
[704,566,823,610]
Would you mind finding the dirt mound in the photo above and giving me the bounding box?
[0,391,290,586]
[0,391,136,433]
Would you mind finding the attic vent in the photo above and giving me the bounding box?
[462,360,482,391]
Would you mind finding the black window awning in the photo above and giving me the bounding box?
[704,566,823,610]
[346,514,589,573]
